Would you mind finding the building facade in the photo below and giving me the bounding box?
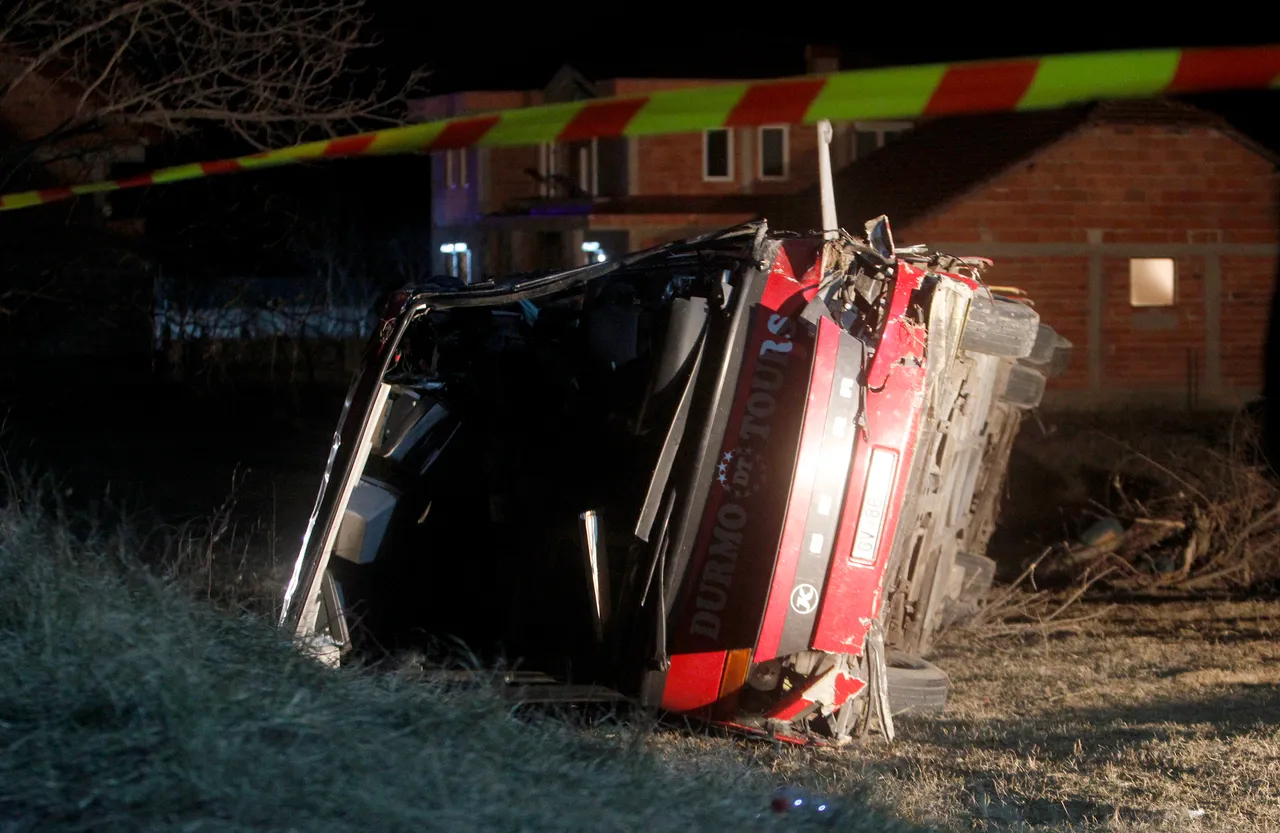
[0,48,154,231]
[772,100,1279,409]
[413,62,912,281]
[416,60,1278,410]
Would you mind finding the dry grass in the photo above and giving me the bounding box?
[1029,416,1280,594]
[689,600,1280,831]
[0,486,918,833]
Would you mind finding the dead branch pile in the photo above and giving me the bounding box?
[945,414,1280,642]
[946,549,1117,641]
[1031,414,1280,593]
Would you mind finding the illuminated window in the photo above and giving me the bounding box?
[759,126,788,179]
[1129,258,1176,307]
[704,129,733,181]
[582,240,606,265]
[441,242,470,282]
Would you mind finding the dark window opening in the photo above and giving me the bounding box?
[704,129,731,180]
[760,127,786,179]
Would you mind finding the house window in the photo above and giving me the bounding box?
[441,242,470,282]
[1130,258,1176,307]
[881,126,909,145]
[854,130,880,161]
[538,142,558,198]
[851,121,913,161]
[759,126,788,179]
[576,140,598,196]
[703,129,733,181]
[443,149,468,190]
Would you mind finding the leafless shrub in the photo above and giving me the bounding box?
[140,465,285,617]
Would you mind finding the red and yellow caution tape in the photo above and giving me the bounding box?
[3,45,1278,213]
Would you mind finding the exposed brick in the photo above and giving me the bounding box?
[433,90,1279,403]
[899,123,1277,398]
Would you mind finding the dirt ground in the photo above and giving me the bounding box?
[709,599,1280,831]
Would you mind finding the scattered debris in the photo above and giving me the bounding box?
[1030,423,1280,593]
[766,786,839,822]
[950,416,1280,642]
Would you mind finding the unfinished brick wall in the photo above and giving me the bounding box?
[485,145,540,211]
[0,52,149,185]
[1222,256,1276,390]
[431,153,474,229]
[1100,254,1206,388]
[637,132,744,196]
[980,256,1091,390]
[613,214,756,251]
[905,123,1279,402]
[907,124,1278,246]
[634,126,822,197]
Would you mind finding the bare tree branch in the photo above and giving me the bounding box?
[0,0,428,153]
[0,1,149,100]
[75,7,143,114]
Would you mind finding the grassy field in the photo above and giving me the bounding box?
[0,490,921,833]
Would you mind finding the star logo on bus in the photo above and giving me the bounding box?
[717,449,735,486]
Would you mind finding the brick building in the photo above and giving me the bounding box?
[0,50,162,361]
[414,57,911,280]
[775,99,1279,408]
[417,60,1278,409]
[0,47,155,231]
